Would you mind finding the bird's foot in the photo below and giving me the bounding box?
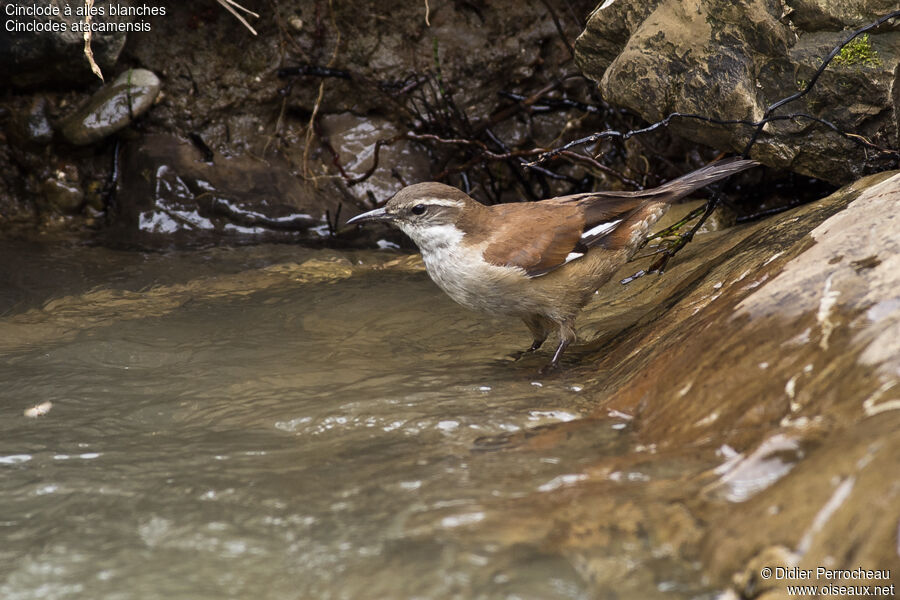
[623,197,721,285]
[620,269,648,285]
[536,338,571,376]
[620,251,672,284]
[508,339,545,361]
[537,360,559,376]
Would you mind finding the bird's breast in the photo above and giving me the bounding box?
[418,237,533,315]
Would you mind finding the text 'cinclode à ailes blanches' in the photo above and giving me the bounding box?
[5,3,166,33]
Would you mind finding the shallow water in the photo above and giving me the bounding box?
[0,242,711,600]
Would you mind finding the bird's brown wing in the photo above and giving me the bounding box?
[481,196,661,276]
[480,203,587,276]
[480,157,759,276]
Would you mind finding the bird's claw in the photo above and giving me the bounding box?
[537,360,560,377]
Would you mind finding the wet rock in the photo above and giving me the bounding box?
[0,0,132,88]
[41,178,84,214]
[731,545,800,598]
[591,171,900,590]
[58,69,161,145]
[409,171,900,596]
[112,134,339,247]
[39,164,84,214]
[10,97,54,146]
[574,0,899,184]
[319,113,431,206]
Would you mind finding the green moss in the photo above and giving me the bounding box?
[833,34,882,68]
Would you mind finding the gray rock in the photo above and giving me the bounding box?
[318,113,431,208]
[785,0,899,29]
[41,178,84,214]
[11,97,54,146]
[58,69,161,145]
[574,0,899,184]
[0,0,133,88]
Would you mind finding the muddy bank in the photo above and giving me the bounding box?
[1,0,830,246]
[2,0,617,243]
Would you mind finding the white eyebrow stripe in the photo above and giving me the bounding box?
[581,219,622,239]
[421,198,465,208]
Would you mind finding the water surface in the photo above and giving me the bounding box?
[0,242,709,599]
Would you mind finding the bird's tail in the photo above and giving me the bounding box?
[587,156,758,251]
[642,156,759,203]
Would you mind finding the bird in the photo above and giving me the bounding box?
[347,157,758,371]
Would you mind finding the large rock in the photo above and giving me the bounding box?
[58,68,161,145]
[422,171,900,595]
[574,0,899,184]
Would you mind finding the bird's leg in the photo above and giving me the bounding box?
[509,315,551,360]
[540,318,576,374]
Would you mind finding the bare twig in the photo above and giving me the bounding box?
[405,132,544,161]
[83,0,103,81]
[529,109,899,168]
[216,0,260,36]
[302,0,341,179]
[557,151,641,187]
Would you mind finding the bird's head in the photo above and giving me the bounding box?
[346,182,482,251]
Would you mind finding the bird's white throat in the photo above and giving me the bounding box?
[399,222,465,255]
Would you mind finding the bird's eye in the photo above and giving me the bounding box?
[411,204,427,215]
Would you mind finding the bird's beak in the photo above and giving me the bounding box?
[346,207,391,226]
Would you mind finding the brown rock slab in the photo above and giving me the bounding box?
[396,171,900,596]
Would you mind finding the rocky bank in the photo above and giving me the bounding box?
[1,0,610,243]
[461,170,900,597]
[575,0,899,184]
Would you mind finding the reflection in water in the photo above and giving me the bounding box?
[0,243,708,600]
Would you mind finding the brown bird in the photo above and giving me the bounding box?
[347,157,758,371]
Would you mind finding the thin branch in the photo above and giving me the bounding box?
[302,0,341,179]
[405,132,545,161]
[83,0,103,81]
[216,0,260,36]
[556,151,642,187]
[346,137,403,186]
